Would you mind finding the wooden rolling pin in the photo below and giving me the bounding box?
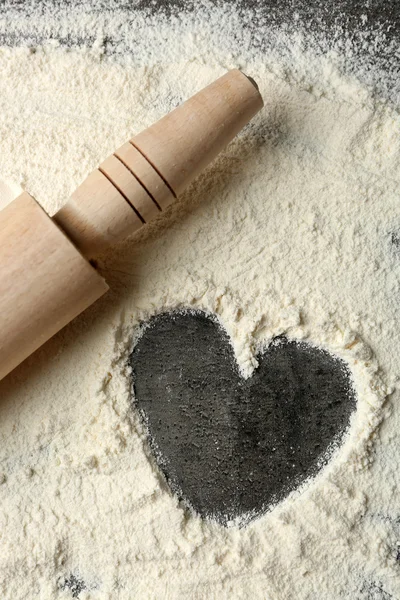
[0,69,263,381]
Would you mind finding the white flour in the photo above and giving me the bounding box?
[0,4,399,599]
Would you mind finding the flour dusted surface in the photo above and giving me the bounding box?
[0,5,399,599]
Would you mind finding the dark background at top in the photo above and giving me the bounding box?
[1,0,399,103]
[1,0,398,32]
[0,0,399,47]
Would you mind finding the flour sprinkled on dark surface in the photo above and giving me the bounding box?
[59,574,86,599]
[130,310,356,524]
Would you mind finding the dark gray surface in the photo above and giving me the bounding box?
[131,311,356,525]
[1,0,400,102]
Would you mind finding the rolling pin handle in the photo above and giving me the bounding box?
[54,69,263,258]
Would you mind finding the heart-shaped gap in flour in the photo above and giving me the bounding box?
[130,310,356,525]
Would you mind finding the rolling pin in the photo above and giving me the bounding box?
[0,69,263,381]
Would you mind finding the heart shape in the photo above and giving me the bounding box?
[130,310,356,525]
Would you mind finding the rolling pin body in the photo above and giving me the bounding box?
[0,70,263,380]
[0,193,107,380]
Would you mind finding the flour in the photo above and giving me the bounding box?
[0,2,399,599]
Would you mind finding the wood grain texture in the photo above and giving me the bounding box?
[0,192,108,380]
[54,169,143,258]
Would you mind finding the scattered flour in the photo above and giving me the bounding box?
[0,3,399,599]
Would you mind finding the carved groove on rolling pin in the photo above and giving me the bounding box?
[98,166,146,223]
[115,142,175,211]
[113,153,162,212]
[129,140,177,199]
